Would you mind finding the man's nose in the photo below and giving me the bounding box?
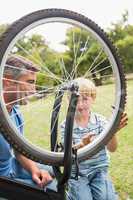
[29,84,36,94]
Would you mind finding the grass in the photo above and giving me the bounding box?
[21,79,133,200]
[109,79,133,200]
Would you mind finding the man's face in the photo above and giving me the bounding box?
[17,72,37,105]
[3,72,37,107]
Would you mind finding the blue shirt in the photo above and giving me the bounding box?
[0,105,24,176]
[60,112,110,176]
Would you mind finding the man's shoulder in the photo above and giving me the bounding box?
[11,104,20,113]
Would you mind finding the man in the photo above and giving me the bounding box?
[0,55,56,190]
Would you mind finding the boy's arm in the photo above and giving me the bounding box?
[107,135,118,152]
[107,112,128,152]
[73,113,128,151]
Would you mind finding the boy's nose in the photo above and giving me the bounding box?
[77,101,84,108]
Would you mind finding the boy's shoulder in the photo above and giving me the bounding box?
[90,112,107,124]
[92,112,107,123]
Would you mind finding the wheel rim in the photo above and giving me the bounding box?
[0,9,126,165]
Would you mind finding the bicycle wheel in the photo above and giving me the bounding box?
[0,8,126,165]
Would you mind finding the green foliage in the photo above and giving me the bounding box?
[0,24,8,36]
[13,33,62,86]
[62,27,111,85]
[116,36,133,72]
[108,10,133,73]
[0,9,133,85]
[108,10,129,42]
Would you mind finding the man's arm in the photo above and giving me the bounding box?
[15,152,52,188]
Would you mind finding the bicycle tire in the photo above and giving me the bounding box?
[0,8,126,165]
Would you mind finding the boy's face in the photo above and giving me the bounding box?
[76,94,94,114]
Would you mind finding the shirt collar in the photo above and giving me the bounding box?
[73,112,97,130]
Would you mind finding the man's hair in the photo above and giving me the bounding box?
[74,77,96,100]
[5,54,40,79]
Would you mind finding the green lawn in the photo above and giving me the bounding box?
[109,80,133,200]
[21,79,133,200]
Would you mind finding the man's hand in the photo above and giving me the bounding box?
[32,169,53,188]
[15,153,53,188]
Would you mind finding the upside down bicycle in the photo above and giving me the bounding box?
[0,8,126,199]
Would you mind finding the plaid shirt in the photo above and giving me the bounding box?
[60,112,110,177]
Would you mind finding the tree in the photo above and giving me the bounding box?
[116,35,133,73]
[0,24,8,36]
[108,10,129,42]
[107,10,133,73]
[62,27,111,85]
[2,31,62,87]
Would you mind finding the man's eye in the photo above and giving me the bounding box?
[27,80,35,84]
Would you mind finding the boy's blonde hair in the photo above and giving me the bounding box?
[74,77,96,100]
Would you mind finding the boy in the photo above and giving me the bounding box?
[61,77,127,200]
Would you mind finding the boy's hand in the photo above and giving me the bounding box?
[81,133,95,145]
[117,112,128,131]
[73,133,95,150]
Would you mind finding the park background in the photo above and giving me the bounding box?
[0,1,133,199]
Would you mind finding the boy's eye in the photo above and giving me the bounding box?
[83,97,89,101]
[78,97,88,102]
